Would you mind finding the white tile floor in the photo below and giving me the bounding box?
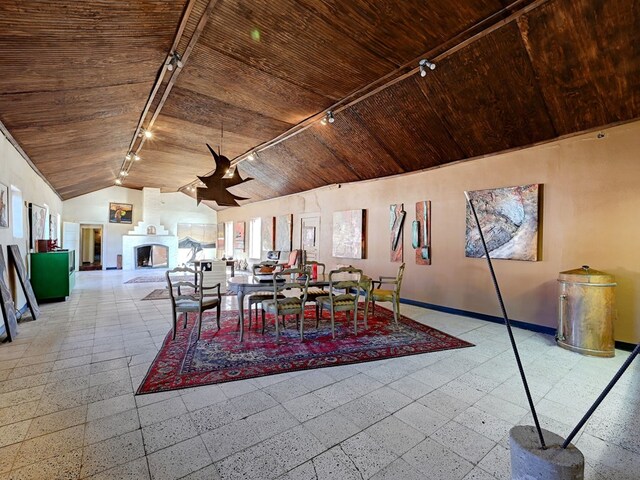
[0,269,638,479]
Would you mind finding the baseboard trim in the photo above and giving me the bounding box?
[614,341,637,352]
[399,298,556,336]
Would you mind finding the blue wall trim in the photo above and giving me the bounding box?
[399,297,557,336]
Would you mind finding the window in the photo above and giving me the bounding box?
[249,217,261,259]
[11,186,23,238]
[224,221,234,258]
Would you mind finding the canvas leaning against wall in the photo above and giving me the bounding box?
[465,184,540,261]
[109,202,133,224]
[332,209,366,259]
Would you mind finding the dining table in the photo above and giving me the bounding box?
[228,273,371,341]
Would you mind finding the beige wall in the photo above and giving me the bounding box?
[219,120,640,343]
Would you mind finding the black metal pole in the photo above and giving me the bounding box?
[464,191,546,449]
[562,342,639,448]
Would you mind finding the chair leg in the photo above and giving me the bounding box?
[248,302,252,330]
[299,313,304,340]
[261,309,266,335]
[183,312,188,329]
[354,306,358,335]
[216,306,221,330]
[371,298,376,317]
[172,311,178,340]
[394,296,400,327]
[275,315,280,342]
[197,312,203,340]
[330,309,335,339]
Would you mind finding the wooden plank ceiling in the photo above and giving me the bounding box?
[0,0,638,204]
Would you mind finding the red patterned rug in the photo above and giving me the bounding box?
[136,304,473,394]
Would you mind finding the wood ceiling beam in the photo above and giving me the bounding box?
[179,0,550,192]
[0,119,62,201]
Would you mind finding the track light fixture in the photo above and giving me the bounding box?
[166,51,183,72]
[125,153,132,161]
[222,166,236,179]
[247,151,260,161]
[419,59,436,77]
[138,128,152,139]
[120,170,128,177]
[321,110,335,125]
[115,178,122,185]
[133,154,141,161]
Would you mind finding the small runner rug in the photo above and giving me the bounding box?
[141,288,231,301]
[136,305,473,394]
[125,276,167,284]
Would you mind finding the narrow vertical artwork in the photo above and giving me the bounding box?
[217,223,225,258]
[413,201,432,265]
[261,217,275,252]
[275,214,293,251]
[234,222,246,251]
[390,204,405,262]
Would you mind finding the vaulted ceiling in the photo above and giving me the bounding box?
[0,0,638,206]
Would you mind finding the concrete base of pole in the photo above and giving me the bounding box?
[510,426,584,480]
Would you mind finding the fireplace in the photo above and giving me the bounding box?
[135,244,168,269]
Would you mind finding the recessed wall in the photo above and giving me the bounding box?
[219,120,640,343]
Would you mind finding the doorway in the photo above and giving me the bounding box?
[79,224,103,271]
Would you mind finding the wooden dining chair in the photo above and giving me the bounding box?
[370,262,405,326]
[302,261,329,320]
[166,266,221,341]
[246,262,283,329]
[316,266,363,338]
[261,268,309,341]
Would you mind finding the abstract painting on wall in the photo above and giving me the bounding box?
[332,209,366,259]
[275,214,292,251]
[234,221,246,251]
[413,200,431,265]
[390,204,405,262]
[177,223,216,264]
[465,184,540,261]
[261,216,275,252]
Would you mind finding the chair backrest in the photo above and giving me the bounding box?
[272,267,310,306]
[304,261,325,275]
[252,261,276,275]
[329,266,362,293]
[166,266,202,304]
[286,250,299,267]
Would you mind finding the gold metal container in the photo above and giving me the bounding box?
[557,265,617,357]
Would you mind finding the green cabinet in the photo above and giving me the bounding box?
[30,250,75,301]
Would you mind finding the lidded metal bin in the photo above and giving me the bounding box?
[557,265,617,357]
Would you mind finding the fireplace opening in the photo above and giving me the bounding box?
[135,244,168,269]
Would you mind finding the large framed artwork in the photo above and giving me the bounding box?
[0,249,18,341]
[234,221,246,251]
[275,214,292,251]
[465,184,540,261]
[390,204,405,262]
[332,209,366,259]
[49,213,59,241]
[413,201,431,265]
[177,223,216,264]
[0,182,8,228]
[29,203,48,250]
[261,216,275,252]
[109,202,133,224]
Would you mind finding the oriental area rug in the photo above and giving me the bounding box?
[136,305,473,394]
